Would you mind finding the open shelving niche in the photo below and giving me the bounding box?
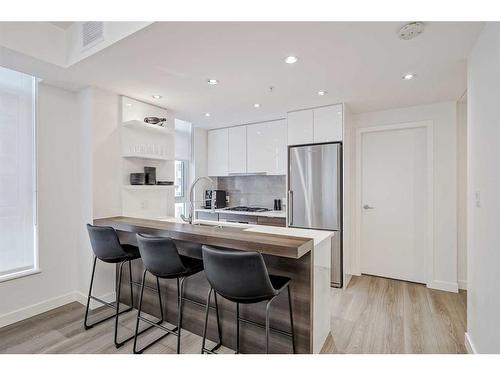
[121,97,175,218]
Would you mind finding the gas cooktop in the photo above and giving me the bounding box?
[223,206,271,212]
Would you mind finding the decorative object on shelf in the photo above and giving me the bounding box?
[130,173,146,185]
[156,181,174,186]
[274,199,282,211]
[144,117,167,127]
[144,166,156,185]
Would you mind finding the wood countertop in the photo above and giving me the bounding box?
[93,216,313,259]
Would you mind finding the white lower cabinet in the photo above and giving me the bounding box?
[207,128,228,176]
[247,120,286,175]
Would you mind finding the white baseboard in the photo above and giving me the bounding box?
[0,290,117,329]
[427,280,459,293]
[343,273,353,290]
[465,332,477,354]
[0,292,79,329]
[458,279,467,290]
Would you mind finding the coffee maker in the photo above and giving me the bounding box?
[204,190,227,209]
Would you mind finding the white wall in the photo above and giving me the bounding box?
[77,87,122,301]
[0,83,80,326]
[457,98,468,289]
[466,23,500,354]
[349,101,459,292]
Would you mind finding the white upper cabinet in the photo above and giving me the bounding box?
[207,128,228,176]
[313,104,343,143]
[247,120,287,175]
[287,109,313,145]
[228,126,247,174]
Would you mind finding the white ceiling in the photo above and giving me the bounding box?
[51,22,483,128]
[50,22,74,30]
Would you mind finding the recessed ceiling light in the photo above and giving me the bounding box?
[284,55,298,64]
[207,79,219,85]
[402,73,415,80]
[254,103,261,108]
[125,103,132,107]
[152,95,162,99]
[317,90,327,96]
[204,113,211,117]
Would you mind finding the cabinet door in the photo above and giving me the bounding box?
[228,126,247,174]
[313,104,343,143]
[246,122,268,174]
[247,120,286,175]
[267,120,287,175]
[207,128,228,176]
[287,109,313,145]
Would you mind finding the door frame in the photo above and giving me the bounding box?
[354,120,434,286]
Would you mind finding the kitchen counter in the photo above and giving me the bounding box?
[94,216,314,259]
[195,207,287,218]
[93,216,332,353]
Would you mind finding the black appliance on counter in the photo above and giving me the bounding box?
[204,190,227,209]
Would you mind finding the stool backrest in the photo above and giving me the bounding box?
[202,245,276,301]
[87,224,126,261]
[136,234,186,277]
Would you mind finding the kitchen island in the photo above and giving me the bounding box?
[93,216,332,354]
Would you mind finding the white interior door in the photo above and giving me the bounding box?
[360,125,428,283]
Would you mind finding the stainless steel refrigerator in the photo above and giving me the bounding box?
[288,142,342,287]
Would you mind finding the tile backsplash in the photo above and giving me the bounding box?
[217,175,286,209]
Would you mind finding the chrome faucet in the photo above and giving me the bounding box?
[181,176,215,224]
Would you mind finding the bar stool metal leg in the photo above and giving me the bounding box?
[114,261,126,348]
[214,292,222,345]
[83,256,98,330]
[128,260,134,307]
[201,288,223,354]
[265,298,273,354]
[236,302,240,354]
[287,285,296,354]
[177,277,186,354]
[133,269,147,353]
[84,258,133,332]
[133,270,173,354]
[201,287,212,354]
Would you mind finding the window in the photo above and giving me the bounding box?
[174,118,192,218]
[0,66,37,281]
[174,160,188,217]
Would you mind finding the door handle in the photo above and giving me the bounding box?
[288,190,293,225]
[363,204,375,210]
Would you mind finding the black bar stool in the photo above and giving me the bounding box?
[201,245,296,354]
[133,234,222,354]
[84,224,161,348]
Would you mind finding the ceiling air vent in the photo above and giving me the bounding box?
[82,22,104,49]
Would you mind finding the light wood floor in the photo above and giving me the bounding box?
[0,275,467,354]
[323,275,467,354]
[0,302,232,354]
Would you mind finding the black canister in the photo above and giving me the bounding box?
[274,199,282,211]
[144,166,156,185]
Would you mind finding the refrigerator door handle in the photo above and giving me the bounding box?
[288,190,293,225]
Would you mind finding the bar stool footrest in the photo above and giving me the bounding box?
[133,315,179,354]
